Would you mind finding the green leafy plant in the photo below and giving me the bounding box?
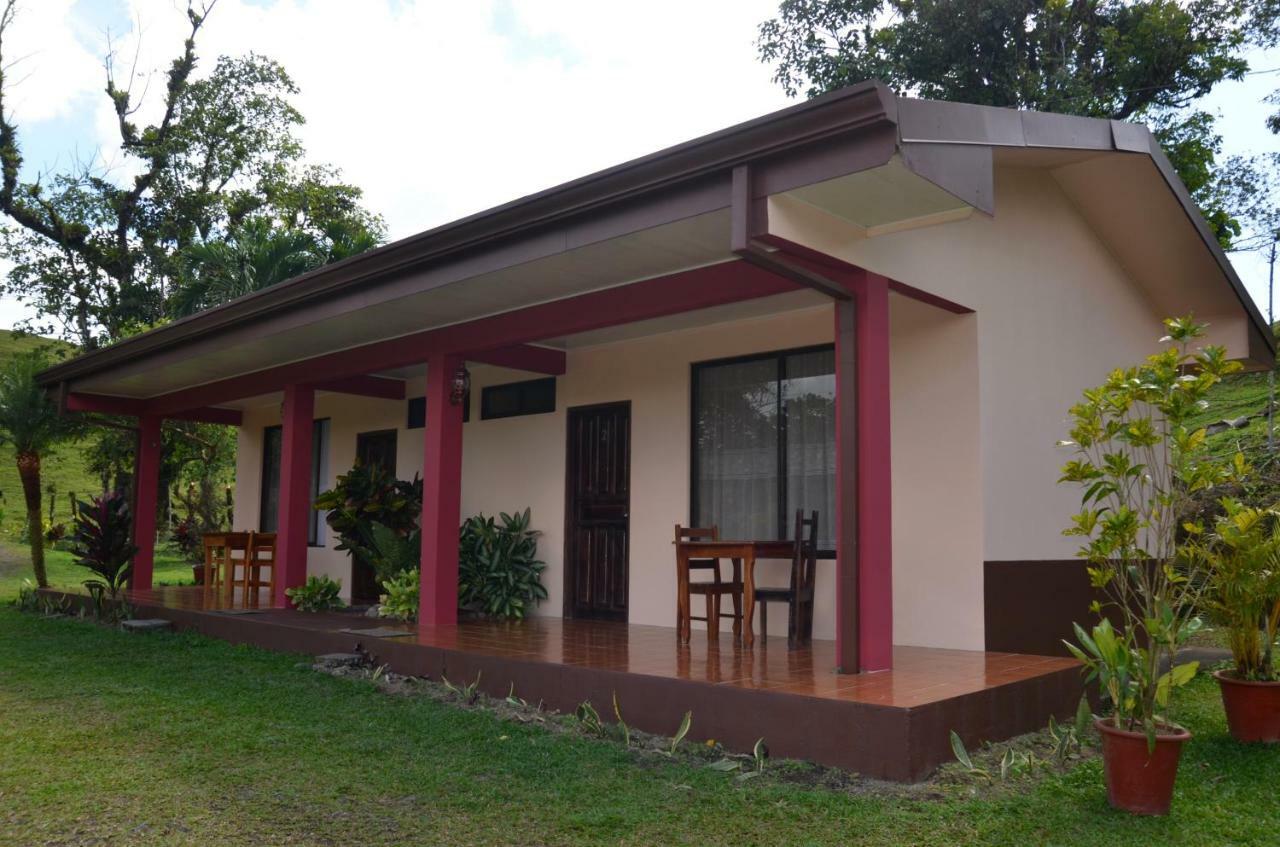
[377,567,419,621]
[668,711,693,756]
[363,521,422,586]
[13,578,37,612]
[69,492,138,612]
[575,700,605,736]
[443,672,482,705]
[458,509,547,620]
[949,731,990,780]
[314,462,422,581]
[612,691,631,748]
[285,575,345,613]
[1059,316,1241,742]
[1183,499,1280,682]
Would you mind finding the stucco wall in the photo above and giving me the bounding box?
[770,165,1166,564]
[230,165,1162,651]
[230,299,981,649]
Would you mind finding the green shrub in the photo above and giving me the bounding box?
[458,508,547,620]
[1184,499,1280,681]
[314,462,422,581]
[285,575,345,613]
[378,568,419,621]
[70,492,137,603]
[1060,316,1243,739]
[364,521,421,586]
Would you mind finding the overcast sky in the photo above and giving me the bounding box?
[2,0,1277,333]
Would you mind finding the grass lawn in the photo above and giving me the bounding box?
[1,611,1278,846]
[0,540,192,599]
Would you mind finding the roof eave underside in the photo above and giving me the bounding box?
[37,83,1270,392]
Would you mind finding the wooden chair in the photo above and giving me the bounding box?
[243,532,277,608]
[675,524,743,639]
[202,532,251,608]
[753,510,818,647]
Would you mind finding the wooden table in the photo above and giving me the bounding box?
[675,539,795,646]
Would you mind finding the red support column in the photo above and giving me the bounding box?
[419,353,465,629]
[834,302,858,672]
[855,274,893,671]
[130,415,162,591]
[273,383,315,607]
[834,273,894,674]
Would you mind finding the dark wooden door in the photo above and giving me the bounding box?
[352,429,399,604]
[565,402,631,621]
[356,429,398,474]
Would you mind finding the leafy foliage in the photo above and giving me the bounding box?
[0,2,384,347]
[285,575,345,613]
[314,462,423,582]
[458,509,547,620]
[756,0,1280,247]
[68,492,137,602]
[1059,316,1242,740]
[0,350,82,587]
[1183,499,1280,681]
[362,522,422,587]
[378,568,419,622]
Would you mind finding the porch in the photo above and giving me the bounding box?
[116,585,1081,782]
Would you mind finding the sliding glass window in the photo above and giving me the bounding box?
[691,346,836,553]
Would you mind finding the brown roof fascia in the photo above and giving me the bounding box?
[36,81,896,388]
[896,97,1273,356]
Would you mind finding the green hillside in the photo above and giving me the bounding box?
[0,330,101,537]
[0,329,193,595]
[1189,354,1280,506]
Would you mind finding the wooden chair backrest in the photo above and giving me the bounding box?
[675,524,718,543]
[249,531,277,561]
[790,510,819,590]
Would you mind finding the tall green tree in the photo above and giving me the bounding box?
[757,0,1279,246]
[0,352,80,587]
[0,0,384,348]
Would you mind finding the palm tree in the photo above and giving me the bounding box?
[169,219,326,318]
[0,351,80,587]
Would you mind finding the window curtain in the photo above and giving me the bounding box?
[693,347,837,551]
[694,357,779,541]
[782,349,836,550]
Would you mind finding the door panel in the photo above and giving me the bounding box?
[565,403,631,621]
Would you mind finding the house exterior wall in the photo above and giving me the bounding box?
[231,164,1169,652]
[231,300,982,649]
[769,165,1167,565]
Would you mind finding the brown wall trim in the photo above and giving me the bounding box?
[984,560,1103,657]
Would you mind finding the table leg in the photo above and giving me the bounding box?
[741,552,756,648]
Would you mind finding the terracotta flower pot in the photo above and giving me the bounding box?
[1095,718,1190,816]
[1214,670,1280,743]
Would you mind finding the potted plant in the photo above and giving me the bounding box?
[1185,499,1280,742]
[1059,316,1243,815]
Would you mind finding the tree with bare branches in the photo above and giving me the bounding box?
[0,0,383,347]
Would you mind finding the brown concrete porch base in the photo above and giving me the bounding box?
[43,587,1082,782]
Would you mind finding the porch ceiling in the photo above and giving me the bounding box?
[75,210,736,398]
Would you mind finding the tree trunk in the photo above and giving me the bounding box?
[16,450,46,588]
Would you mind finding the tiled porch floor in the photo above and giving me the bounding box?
[126,585,1077,710]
